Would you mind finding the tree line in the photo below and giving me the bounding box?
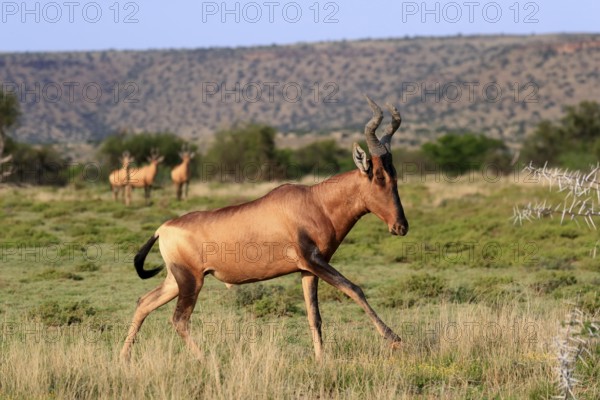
[1,86,599,186]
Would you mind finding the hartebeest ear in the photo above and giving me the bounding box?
[157,156,165,163]
[190,152,196,159]
[352,143,370,175]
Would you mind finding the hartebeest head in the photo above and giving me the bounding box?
[147,148,165,166]
[178,144,195,163]
[120,151,134,169]
[352,96,408,236]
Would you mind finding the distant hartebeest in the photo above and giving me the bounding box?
[171,144,194,200]
[120,96,409,361]
[109,151,134,206]
[129,148,164,205]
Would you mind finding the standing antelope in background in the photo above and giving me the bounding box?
[171,144,195,200]
[129,148,164,205]
[109,151,134,206]
[121,96,409,361]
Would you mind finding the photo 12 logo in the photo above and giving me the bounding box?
[201,1,340,23]
[201,81,339,104]
[400,81,539,104]
[401,2,540,24]
[1,2,140,23]
[1,81,139,104]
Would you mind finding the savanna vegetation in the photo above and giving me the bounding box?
[0,171,599,398]
[1,85,600,398]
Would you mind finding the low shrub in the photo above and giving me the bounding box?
[28,300,97,326]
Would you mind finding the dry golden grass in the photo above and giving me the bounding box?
[0,303,566,399]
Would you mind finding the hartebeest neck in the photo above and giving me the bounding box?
[311,170,369,244]
[148,162,159,175]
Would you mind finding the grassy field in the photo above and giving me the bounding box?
[1,172,599,399]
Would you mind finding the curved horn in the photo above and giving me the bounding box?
[380,103,401,152]
[364,95,387,156]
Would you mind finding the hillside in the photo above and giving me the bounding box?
[2,34,600,148]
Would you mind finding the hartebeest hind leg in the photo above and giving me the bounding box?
[305,256,401,347]
[301,272,323,360]
[120,271,179,360]
[170,264,204,359]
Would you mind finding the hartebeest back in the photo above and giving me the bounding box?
[171,144,194,200]
[128,148,164,205]
[108,151,134,206]
[121,96,409,361]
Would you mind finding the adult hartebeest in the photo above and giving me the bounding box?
[109,151,134,206]
[129,148,164,205]
[120,96,409,361]
[171,144,194,200]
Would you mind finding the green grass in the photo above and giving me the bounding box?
[0,177,598,399]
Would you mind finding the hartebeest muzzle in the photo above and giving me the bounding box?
[390,221,409,236]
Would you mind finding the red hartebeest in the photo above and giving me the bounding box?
[120,96,409,361]
[171,144,194,200]
[109,151,134,206]
[129,148,164,205]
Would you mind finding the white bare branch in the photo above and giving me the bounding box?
[553,306,599,399]
[513,163,600,229]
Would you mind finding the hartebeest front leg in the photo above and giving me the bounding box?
[120,271,180,361]
[301,271,323,360]
[124,185,132,206]
[305,255,401,347]
[175,183,183,201]
[144,186,152,205]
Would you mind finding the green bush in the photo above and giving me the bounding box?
[521,100,600,169]
[28,300,96,326]
[380,273,447,308]
[204,123,288,182]
[234,284,301,317]
[471,276,521,306]
[34,268,84,281]
[287,139,353,178]
[3,138,70,186]
[530,273,577,294]
[391,147,438,178]
[74,262,100,273]
[422,133,511,174]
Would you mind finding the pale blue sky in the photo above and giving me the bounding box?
[1,0,598,52]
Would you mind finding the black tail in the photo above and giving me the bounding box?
[134,234,164,279]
